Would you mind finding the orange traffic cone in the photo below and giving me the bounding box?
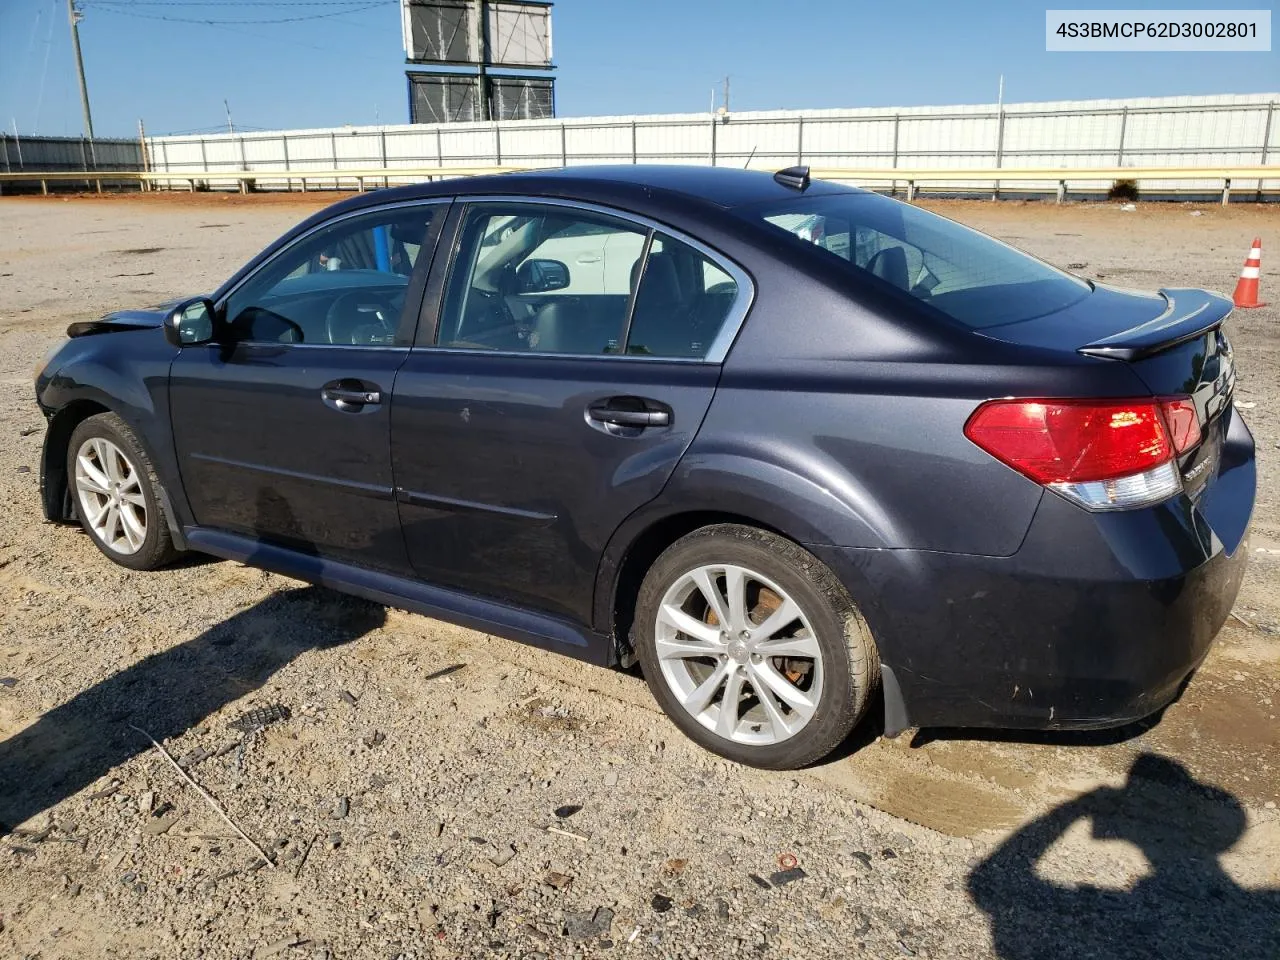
[1233,237,1267,309]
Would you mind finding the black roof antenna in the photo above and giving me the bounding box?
[773,165,810,190]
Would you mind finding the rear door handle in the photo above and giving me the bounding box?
[586,398,672,432]
[588,407,669,427]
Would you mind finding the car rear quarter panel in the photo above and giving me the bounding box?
[682,240,1157,558]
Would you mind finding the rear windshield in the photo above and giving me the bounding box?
[741,192,1089,328]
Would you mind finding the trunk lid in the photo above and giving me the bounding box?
[980,284,1239,511]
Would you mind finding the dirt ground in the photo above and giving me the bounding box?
[0,191,1277,960]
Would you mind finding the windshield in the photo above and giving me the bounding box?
[742,192,1090,328]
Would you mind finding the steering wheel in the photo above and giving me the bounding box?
[325,290,403,345]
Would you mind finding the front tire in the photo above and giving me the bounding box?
[634,524,879,769]
[68,412,180,571]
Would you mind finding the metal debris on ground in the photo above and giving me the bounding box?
[228,703,291,735]
[294,834,319,879]
[423,663,466,681]
[777,852,798,870]
[553,804,582,819]
[748,873,772,889]
[338,690,357,706]
[650,893,673,913]
[0,678,17,689]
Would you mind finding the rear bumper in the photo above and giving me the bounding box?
[812,408,1255,732]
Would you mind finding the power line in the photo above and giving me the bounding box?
[182,15,391,60]
[85,0,389,24]
[86,0,388,5]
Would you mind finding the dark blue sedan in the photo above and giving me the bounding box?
[34,166,1254,769]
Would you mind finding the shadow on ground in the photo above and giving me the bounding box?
[969,752,1280,960]
[0,585,384,833]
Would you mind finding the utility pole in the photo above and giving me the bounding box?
[137,118,149,191]
[65,0,96,164]
[474,0,490,122]
[723,76,730,114]
[224,100,236,135]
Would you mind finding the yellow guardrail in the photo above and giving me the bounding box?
[808,165,1280,204]
[2,164,1277,204]
[0,165,524,195]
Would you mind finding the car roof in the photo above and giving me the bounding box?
[330,165,859,218]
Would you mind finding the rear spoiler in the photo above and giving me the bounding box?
[1078,288,1233,361]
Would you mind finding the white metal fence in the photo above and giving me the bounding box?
[135,92,1280,197]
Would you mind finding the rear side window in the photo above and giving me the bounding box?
[745,193,1089,328]
[436,202,741,360]
[627,233,738,359]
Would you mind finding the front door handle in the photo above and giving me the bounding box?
[322,379,382,413]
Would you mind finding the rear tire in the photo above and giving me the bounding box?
[68,412,181,571]
[633,524,878,769]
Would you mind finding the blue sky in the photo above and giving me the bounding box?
[0,0,1275,137]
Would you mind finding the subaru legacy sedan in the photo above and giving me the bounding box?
[34,166,1253,769]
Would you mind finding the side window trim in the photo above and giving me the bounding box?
[618,229,655,354]
[213,198,451,349]
[420,195,755,364]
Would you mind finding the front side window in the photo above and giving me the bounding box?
[223,205,437,346]
[743,193,1089,329]
[437,203,741,359]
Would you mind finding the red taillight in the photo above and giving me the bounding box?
[1158,398,1202,455]
[964,398,1200,485]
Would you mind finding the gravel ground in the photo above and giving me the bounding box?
[0,191,1277,960]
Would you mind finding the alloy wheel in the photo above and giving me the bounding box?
[74,437,148,555]
[655,563,824,746]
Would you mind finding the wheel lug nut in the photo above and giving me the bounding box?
[739,630,751,640]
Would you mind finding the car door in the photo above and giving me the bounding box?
[169,200,447,574]
[391,199,752,624]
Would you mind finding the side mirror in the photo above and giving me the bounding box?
[164,297,216,347]
[515,258,570,294]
